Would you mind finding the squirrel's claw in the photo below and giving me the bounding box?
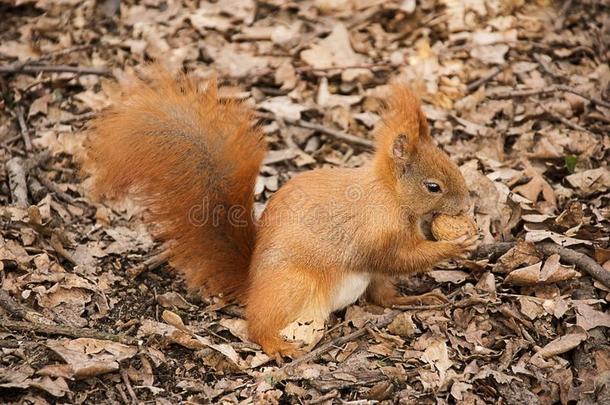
[450,234,479,259]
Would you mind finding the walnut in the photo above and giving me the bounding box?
[431,214,477,241]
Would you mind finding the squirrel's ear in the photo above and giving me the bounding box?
[392,133,413,161]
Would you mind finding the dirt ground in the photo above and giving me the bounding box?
[1,0,609,404]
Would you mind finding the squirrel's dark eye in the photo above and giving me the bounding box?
[424,181,441,193]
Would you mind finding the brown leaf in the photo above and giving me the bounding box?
[566,168,610,195]
[157,292,195,310]
[387,312,418,337]
[42,338,137,379]
[574,303,610,330]
[536,333,587,358]
[300,23,365,69]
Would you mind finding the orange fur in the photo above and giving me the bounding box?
[85,69,475,359]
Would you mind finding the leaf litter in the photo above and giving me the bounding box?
[0,0,609,403]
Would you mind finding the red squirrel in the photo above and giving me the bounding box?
[85,67,477,359]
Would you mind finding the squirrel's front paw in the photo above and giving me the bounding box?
[447,234,478,259]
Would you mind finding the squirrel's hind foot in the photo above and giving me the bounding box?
[258,336,307,364]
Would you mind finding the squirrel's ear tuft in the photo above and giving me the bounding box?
[417,109,430,140]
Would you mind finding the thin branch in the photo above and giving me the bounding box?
[489,85,610,109]
[34,171,77,204]
[57,111,97,125]
[533,53,563,80]
[120,369,139,404]
[296,62,392,73]
[556,84,610,109]
[39,44,93,61]
[532,97,592,134]
[272,310,401,379]
[467,66,503,93]
[538,242,610,289]
[257,112,374,150]
[127,250,171,279]
[15,106,32,151]
[0,318,138,345]
[475,242,610,290]
[0,289,55,325]
[0,63,112,77]
[289,118,375,149]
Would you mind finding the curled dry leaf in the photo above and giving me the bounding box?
[566,167,610,195]
[156,292,195,310]
[574,302,610,331]
[429,270,469,284]
[535,332,588,359]
[137,318,248,370]
[421,339,452,385]
[505,254,580,286]
[280,317,326,350]
[524,229,591,246]
[40,338,137,379]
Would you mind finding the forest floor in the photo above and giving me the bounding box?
[1,0,609,404]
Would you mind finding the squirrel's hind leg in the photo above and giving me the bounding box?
[246,264,329,361]
[366,275,447,307]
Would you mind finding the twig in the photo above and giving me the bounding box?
[296,62,392,73]
[475,242,610,290]
[50,231,77,266]
[120,369,139,404]
[0,289,56,325]
[273,310,400,378]
[489,85,610,109]
[533,98,584,129]
[555,84,610,109]
[116,385,131,405]
[6,157,29,207]
[38,44,93,61]
[1,134,21,147]
[0,318,138,345]
[34,171,76,203]
[257,112,374,150]
[396,296,495,311]
[272,296,491,379]
[15,106,32,152]
[290,118,375,149]
[126,250,171,279]
[27,177,46,201]
[554,0,573,31]
[475,242,513,259]
[467,66,503,93]
[309,390,340,404]
[57,111,96,125]
[393,303,448,311]
[0,63,112,77]
[533,53,562,81]
[538,242,610,289]
[532,97,592,133]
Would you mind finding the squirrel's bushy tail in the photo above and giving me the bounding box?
[84,67,266,301]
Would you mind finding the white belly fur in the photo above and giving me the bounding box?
[331,273,371,312]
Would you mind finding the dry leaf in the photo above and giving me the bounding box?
[574,303,610,331]
[41,338,137,379]
[301,23,365,69]
[536,333,587,359]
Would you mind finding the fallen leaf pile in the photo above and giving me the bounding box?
[1,0,609,403]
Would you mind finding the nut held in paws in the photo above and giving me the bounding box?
[431,213,477,241]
